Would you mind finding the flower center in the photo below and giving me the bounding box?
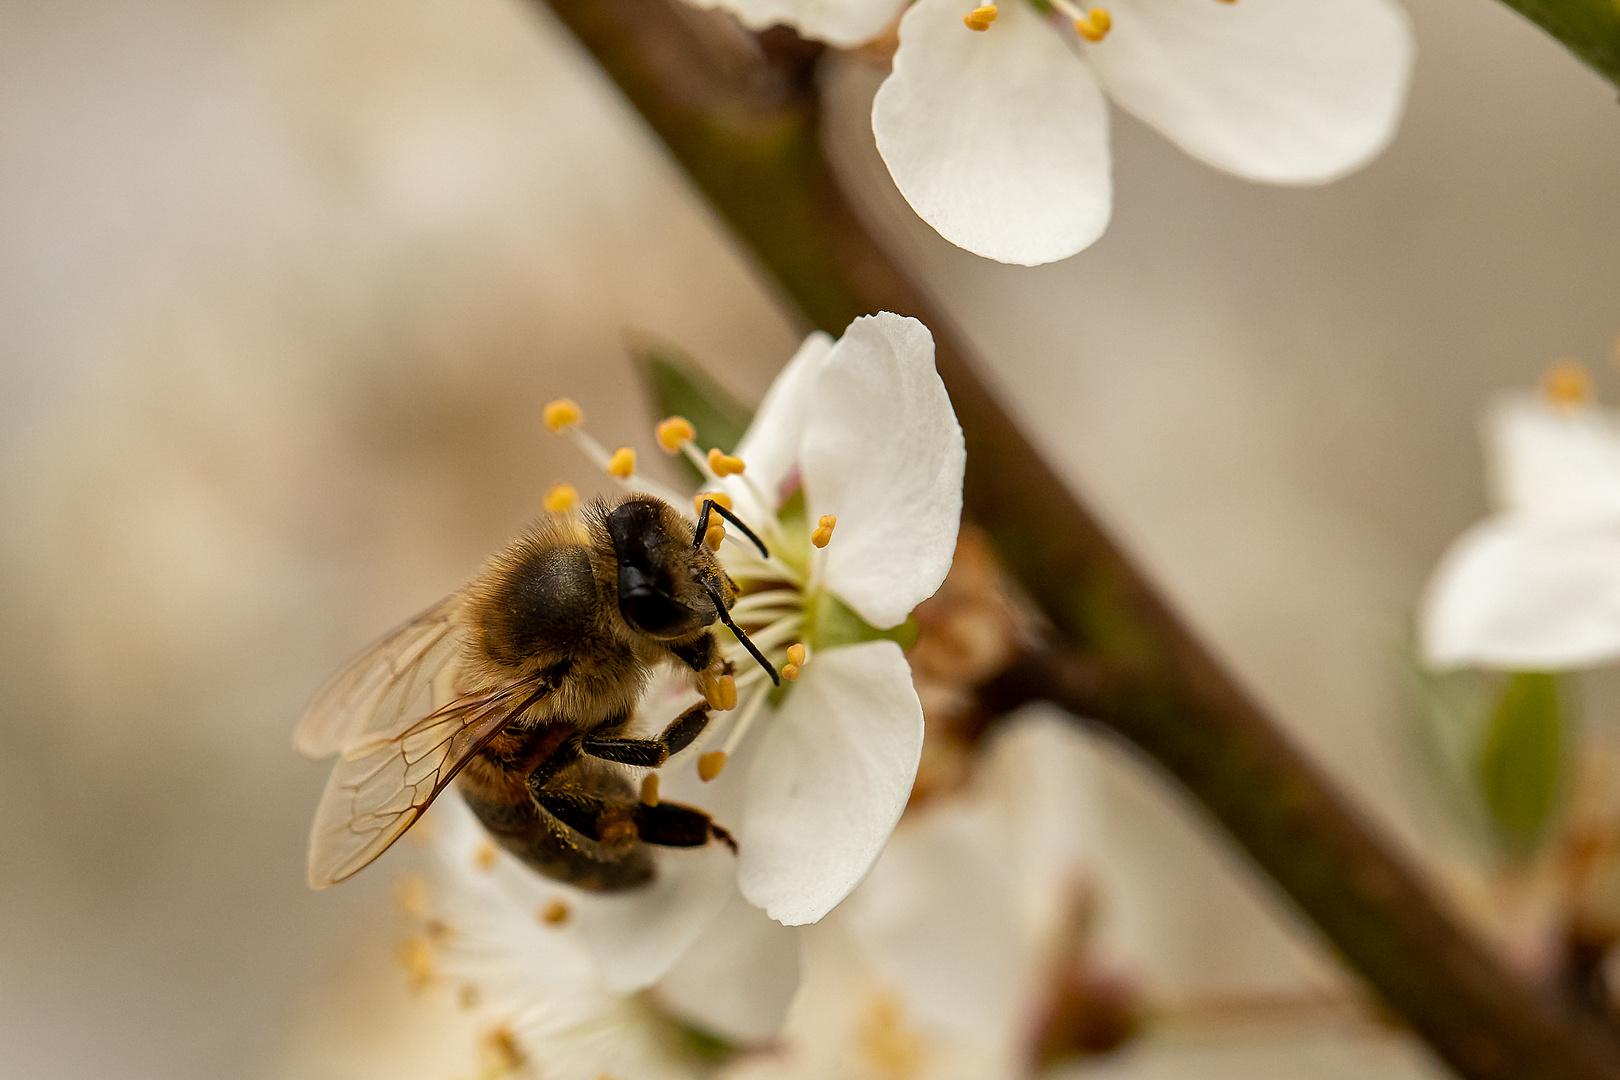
[961,0,1238,44]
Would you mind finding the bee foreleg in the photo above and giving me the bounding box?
[669,632,723,673]
[579,702,711,767]
[633,801,736,852]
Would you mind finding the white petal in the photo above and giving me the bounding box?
[689,0,908,49]
[872,0,1112,266]
[728,330,834,520]
[1088,0,1414,183]
[802,313,965,630]
[845,801,1028,1037]
[1487,396,1620,521]
[1421,518,1620,670]
[576,844,736,992]
[738,640,925,925]
[656,888,802,1042]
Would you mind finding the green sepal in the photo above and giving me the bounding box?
[1478,671,1566,858]
[630,335,754,485]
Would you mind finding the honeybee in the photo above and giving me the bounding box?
[296,493,778,892]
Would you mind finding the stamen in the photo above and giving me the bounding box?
[543,482,579,514]
[1543,360,1593,409]
[656,416,696,453]
[699,750,727,781]
[811,514,837,548]
[538,898,570,926]
[473,841,498,871]
[640,774,660,806]
[782,662,801,682]
[1075,7,1112,41]
[397,936,436,991]
[542,398,582,432]
[607,446,636,478]
[719,681,772,757]
[699,670,739,711]
[705,523,726,551]
[786,643,807,665]
[963,4,997,30]
[708,448,747,477]
[695,490,733,516]
[394,874,430,917]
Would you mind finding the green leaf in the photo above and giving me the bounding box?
[1478,671,1566,857]
[629,334,753,486]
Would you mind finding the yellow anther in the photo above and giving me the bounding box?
[607,446,636,478]
[708,448,747,476]
[640,773,660,806]
[1544,360,1593,409]
[786,643,807,666]
[543,398,582,432]
[782,663,801,682]
[656,416,696,453]
[700,671,738,711]
[394,874,430,917]
[699,750,728,781]
[695,490,734,516]
[481,1026,526,1073]
[538,898,571,926]
[811,514,837,548]
[963,4,998,30]
[397,936,436,991]
[543,482,579,514]
[719,673,738,710]
[1075,7,1111,40]
[705,523,725,551]
[473,841,498,871]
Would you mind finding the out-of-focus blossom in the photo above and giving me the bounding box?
[1421,364,1620,670]
[725,714,1131,1080]
[871,0,1414,265]
[687,0,910,48]
[551,312,965,927]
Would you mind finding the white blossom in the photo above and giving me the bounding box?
[871,0,1414,265]
[1422,376,1620,670]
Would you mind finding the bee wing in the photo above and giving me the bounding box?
[305,682,545,888]
[294,592,467,760]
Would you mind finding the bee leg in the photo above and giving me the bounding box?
[579,702,711,767]
[531,787,736,852]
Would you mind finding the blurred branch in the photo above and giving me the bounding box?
[529,0,1620,1076]
[1490,0,1620,90]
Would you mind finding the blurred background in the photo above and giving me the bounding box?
[0,0,1616,1077]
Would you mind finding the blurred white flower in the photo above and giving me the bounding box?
[554,312,965,928]
[871,0,1414,265]
[687,0,910,48]
[1421,365,1620,670]
[724,714,1120,1080]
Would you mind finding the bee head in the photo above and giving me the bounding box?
[605,497,732,641]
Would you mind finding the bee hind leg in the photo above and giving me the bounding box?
[531,785,736,853]
[579,702,710,767]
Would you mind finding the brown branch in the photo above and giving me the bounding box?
[528,1,1620,1075]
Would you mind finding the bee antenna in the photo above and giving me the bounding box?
[693,497,769,559]
[704,584,780,686]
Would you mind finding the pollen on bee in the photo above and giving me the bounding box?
[607,446,636,478]
[695,490,734,516]
[963,4,997,29]
[539,898,571,925]
[473,841,499,871]
[394,874,430,917]
[656,416,696,453]
[543,482,579,515]
[1075,7,1112,41]
[699,750,728,782]
[1543,359,1593,408]
[543,398,583,432]
[811,514,837,548]
[640,773,660,806]
[705,523,726,551]
[397,936,436,992]
[707,448,747,477]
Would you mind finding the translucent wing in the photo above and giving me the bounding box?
[295,593,467,760]
[305,680,550,888]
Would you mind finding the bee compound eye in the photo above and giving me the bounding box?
[619,587,699,638]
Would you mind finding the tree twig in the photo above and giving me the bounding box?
[529,1,1620,1075]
